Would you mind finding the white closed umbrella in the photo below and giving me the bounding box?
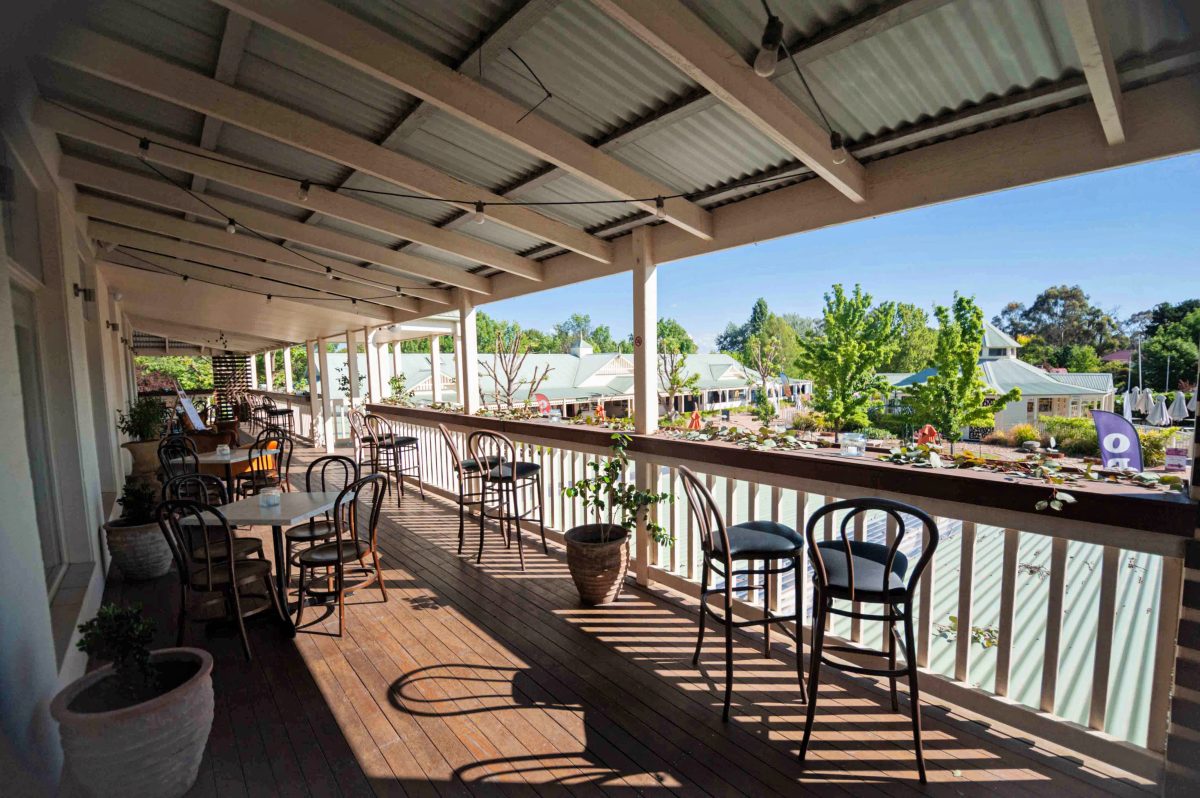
[1136,387,1154,414]
[1168,391,1189,421]
[1147,395,1171,426]
[1189,391,1198,413]
[1122,390,1135,421]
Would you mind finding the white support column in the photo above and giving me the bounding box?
[391,342,401,397]
[430,335,443,403]
[247,353,258,390]
[362,326,378,403]
[453,322,464,403]
[458,290,479,414]
[632,226,658,434]
[283,345,294,393]
[631,225,658,587]
[344,329,361,407]
[317,337,335,453]
[263,349,274,391]
[304,340,321,445]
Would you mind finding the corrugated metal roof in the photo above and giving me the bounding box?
[1053,373,1115,392]
[330,0,509,64]
[235,23,413,140]
[59,137,192,187]
[214,126,349,186]
[82,0,222,72]
[205,182,308,221]
[508,173,629,229]
[338,173,460,226]
[679,0,872,60]
[388,107,543,190]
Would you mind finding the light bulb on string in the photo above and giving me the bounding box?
[654,196,666,220]
[225,218,237,234]
[470,201,486,224]
[266,294,272,304]
[830,131,847,166]
[753,14,782,77]
[137,138,150,160]
[325,267,334,280]
[297,180,311,202]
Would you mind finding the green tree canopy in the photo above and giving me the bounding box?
[657,317,696,354]
[883,303,937,372]
[133,356,213,391]
[796,284,898,434]
[992,284,1125,352]
[904,295,1020,452]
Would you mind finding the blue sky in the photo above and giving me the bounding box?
[485,153,1200,352]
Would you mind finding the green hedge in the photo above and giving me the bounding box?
[1039,415,1176,466]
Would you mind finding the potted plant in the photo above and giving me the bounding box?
[104,479,172,580]
[117,396,168,481]
[562,433,671,605]
[51,604,214,798]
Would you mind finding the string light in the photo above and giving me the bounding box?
[830,132,847,165]
[225,218,237,234]
[654,196,666,220]
[470,201,486,224]
[138,138,150,160]
[754,3,783,78]
[325,266,334,280]
[297,180,310,202]
[266,294,272,303]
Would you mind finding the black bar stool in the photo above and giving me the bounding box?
[366,414,424,501]
[677,466,807,720]
[262,395,295,436]
[468,430,546,569]
[800,498,939,783]
[438,424,496,555]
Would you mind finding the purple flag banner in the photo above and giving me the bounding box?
[1090,410,1143,472]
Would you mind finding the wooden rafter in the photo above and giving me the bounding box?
[216,0,714,240]
[1062,0,1125,145]
[592,0,867,203]
[189,10,252,205]
[46,28,614,263]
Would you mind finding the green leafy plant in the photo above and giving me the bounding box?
[116,479,159,525]
[933,615,1000,649]
[385,374,416,407]
[1008,424,1042,445]
[77,604,157,699]
[752,393,777,424]
[116,397,167,442]
[562,433,672,545]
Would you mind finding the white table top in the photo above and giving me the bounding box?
[196,447,257,465]
[187,490,342,527]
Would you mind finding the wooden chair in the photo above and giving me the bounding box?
[162,473,264,562]
[438,423,495,555]
[467,430,546,569]
[235,427,293,497]
[294,473,388,637]
[799,498,939,783]
[158,437,198,482]
[156,499,287,661]
[284,455,358,589]
[678,465,807,720]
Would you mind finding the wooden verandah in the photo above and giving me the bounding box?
[99,445,1153,797]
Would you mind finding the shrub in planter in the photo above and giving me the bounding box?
[562,434,671,605]
[105,480,172,580]
[51,604,213,798]
[118,396,168,480]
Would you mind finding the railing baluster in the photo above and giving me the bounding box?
[769,486,783,613]
[558,446,567,528]
[916,518,937,668]
[955,521,977,683]
[1089,545,1119,731]
[668,467,679,573]
[1147,554,1184,752]
[994,528,1020,697]
[1040,536,1069,714]
[725,477,737,527]
[569,451,578,529]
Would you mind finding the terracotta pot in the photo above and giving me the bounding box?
[565,524,630,605]
[104,519,173,580]
[52,648,214,798]
[121,440,160,479]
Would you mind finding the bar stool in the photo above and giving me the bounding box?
[438,424,497,555]
[366,414,424,501]
[262,395,295,436]
[468,430,546,569]
[677,466,807,721]
[799,498,939,783]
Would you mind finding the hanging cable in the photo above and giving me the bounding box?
[779,37,849,165]
[754,0,784,78]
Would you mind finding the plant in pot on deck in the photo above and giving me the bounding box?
[562,434,671,605]
[117,396,168,482]
[104,479,173,580]
[51,604,214,798]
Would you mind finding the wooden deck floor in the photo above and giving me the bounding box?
[102,447,1157,797]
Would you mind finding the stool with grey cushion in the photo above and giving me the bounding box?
[678,466,807,721]
[799,497,939,783]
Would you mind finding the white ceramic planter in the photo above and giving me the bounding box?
[104,520,173,580]
[52,648,214,798]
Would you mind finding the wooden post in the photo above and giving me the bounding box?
[631,225,657,434]
[458,290,479,414]
[304,340,321,445]
[453,321,464,403]
[391,341,401,397]
[283,346,294,393]
[362,326,378,403]
[344,329,361,407]
[430,334,443,402]
[247,353,258,390]
[317,337,335,453]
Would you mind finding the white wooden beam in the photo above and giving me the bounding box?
[127,314,286,354]
[631,225,657,436]
[593,0,867,203]
[47,28,614,264]
[430,334,442,403]
[1063,0,1125,145]
[345,329,361,407]
[218,0,714,240]
[63,156,490,294]
[34,99,542,282]
[190,11,252,203]
[457,291,479,414]
[317,337,335,452]
[98,238,401,321]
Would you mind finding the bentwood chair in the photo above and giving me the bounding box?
[800,498,939,783]
[295,473,388,637]
[162,473,265,562]
[235,426,293,497]
[284,455,358,589]
[365,413,424,500]
[437,423,497,555]
[158,437,198,482]
[157,499,287,661]
[467,430,546,569]
[677,466,807,720]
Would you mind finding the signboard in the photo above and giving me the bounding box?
[175,381,207,432]
[1090,410,1142,471]
[535,393,551,415]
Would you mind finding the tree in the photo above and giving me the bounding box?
[1139,308,1200,391]
[796,284,898,436]
[743,331,781,398]
[1061,344,1102,373]
[716,297,772,356]
[133,356,213,391]
[1126,299,1200,339]
[658,344,700,419]
[479,327,552,410]
[780,313,820,340]
[992,285,1125,351]
[657,317,696,354]
[883,303,937,372]
[904,295,1020,453]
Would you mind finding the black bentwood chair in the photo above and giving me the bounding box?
[799,498,939,783]
[677,466,807,721]
[284,454,358,589]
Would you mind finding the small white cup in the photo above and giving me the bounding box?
[259,488,282,508]
[215,444,231,458]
